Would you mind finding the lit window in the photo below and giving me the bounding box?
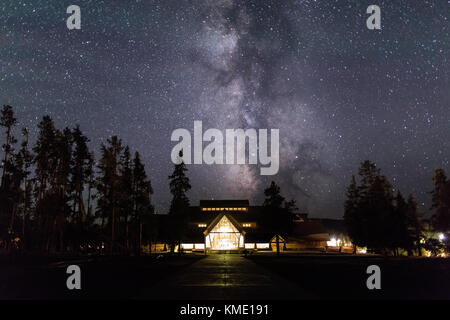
[194,243,205,249]
[256,243,269,249]
[181,243,193,249]
[198,223,207,228]
[243,223,251,227]
[207,216,242,250]
[245,243,255,249]
[207,208,211,211]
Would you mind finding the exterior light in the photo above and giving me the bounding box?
[438,233,445,241]
[327,237,337,246]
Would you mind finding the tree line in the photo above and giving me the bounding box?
[3,104,448,257]
[344,160,450,256]
[0,105,154,255]
[0,104,296,256]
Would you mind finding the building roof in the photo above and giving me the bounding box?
[203,213,245,235]
[199,199,249,208]
[154,201,348,244]
[293,220,329,239]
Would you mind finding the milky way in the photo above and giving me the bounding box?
[0,0,449,217]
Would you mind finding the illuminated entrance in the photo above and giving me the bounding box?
[205,215,244,250]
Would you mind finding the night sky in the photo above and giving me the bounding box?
[1,0,449,218]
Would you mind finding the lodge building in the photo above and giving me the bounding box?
[149,200,354,253]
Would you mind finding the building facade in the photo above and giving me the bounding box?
[148,200,353,253]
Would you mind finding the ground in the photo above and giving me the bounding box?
[248,253,450,299]
[1,253,449,299]
[140,254,313,299]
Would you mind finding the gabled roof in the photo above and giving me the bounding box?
[203,213,246,236]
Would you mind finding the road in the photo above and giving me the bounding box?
[139,253,314,299]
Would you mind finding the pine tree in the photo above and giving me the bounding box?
[0,106,19,248]
[431,169,447,210]
[53,127,73,252]
[32,116,58,251]
[168,151,191,253]
[70,125,91,226]
[119,146,133,252]
[86,152,95,219]
[33,116,57,201]
[0,105,17,189]
[12,128,34,247]
[389,191,409,255]
[263,181,285,209]
[345,161,399,254]
[431,169,450,233]
[262,181,292,256]
[358,160,380,195]
[343,175,361,253]
[406,194,423,256]
[364,174,395,252]
[132,151,154,255]
[347,162,423,256]
[168,151,191,215]
[96,136,123,254]
[0,105,19,248]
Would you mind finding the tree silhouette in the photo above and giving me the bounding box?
[119,146,133,252]
[263,181,285,209]
[33,116,61,252]
[132,151,154,255]
[168,151,191,253]
[0,105,17,189]
[70,125,91,226]
[14,128,33,248]
[0,104,445,258]
[262,181,294,256]
[406,194,423,256]
[96,136,123,254]
[344,175,361,254]
[344,160,422,255]
[431,169,450,234]
[0,106,159,255]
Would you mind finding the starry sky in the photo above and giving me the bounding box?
[1,0,449,218]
